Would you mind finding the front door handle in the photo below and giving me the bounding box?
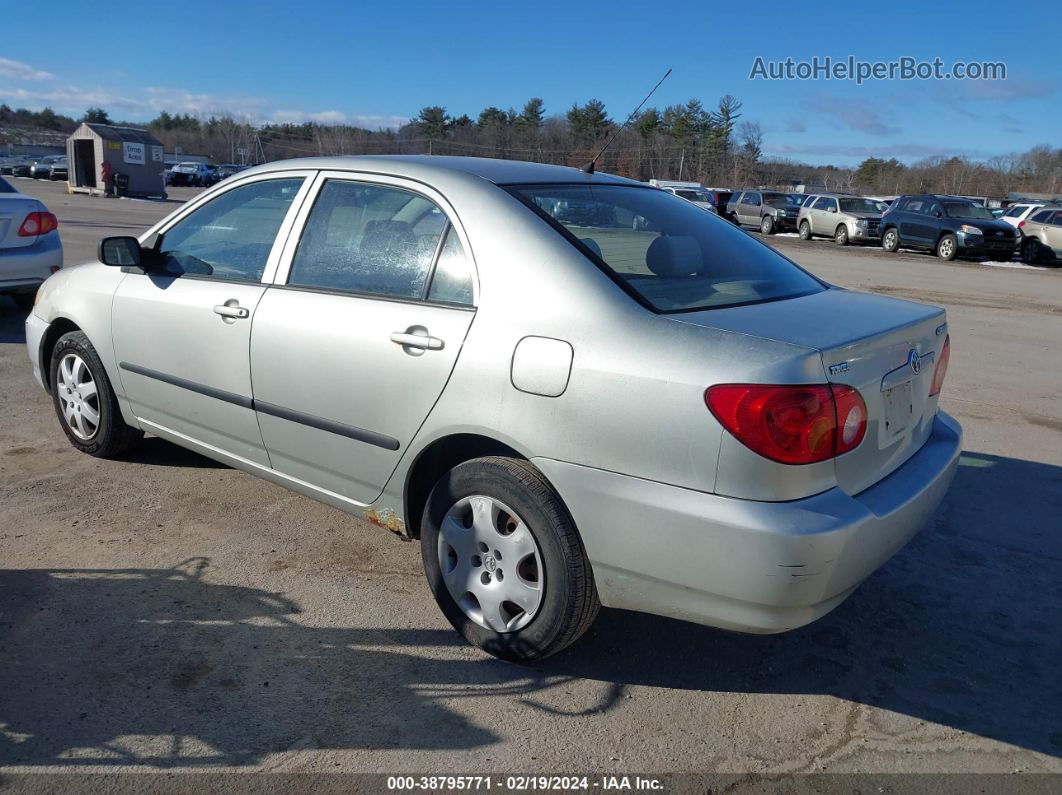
[390,331,444,351]
[214,303,249,319]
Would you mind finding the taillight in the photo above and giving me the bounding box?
[929,335,950,396]
[18,211,58,237]
[705,383,867,465]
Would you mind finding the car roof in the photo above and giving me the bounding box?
[236,155,641,187]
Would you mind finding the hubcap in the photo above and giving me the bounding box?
[941,239,954,257]
[437,495,544,633]
[57,353,100,441]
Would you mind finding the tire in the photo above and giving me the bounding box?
[10,292,35,311]
[882,228,899,253]
[1021,238,1043,265]
[936,233,958,261]
[835,225,849,246]
[760,215,774,235]
[798,221,812,240]
[49,331,143,458]
[420,456,599,663]
[728,213,739,225]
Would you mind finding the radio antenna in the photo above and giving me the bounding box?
[581,68,672,174]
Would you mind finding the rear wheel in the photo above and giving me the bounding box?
[421,456,599,663]
[1021,238,1044,265]
[835,225,849,246]
[882,228,899,253]
[798,221,812,240]
[936,233,958,261]
[49,331,143,458]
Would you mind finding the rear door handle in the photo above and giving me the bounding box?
[214,304,249,319]
[390,331,444,351]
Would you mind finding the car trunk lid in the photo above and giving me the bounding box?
[674,287,947,496]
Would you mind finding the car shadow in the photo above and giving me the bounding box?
[123,437,228,469]
[0,452,1058,767]
[0,300,28,343]
[541,450,1062,758]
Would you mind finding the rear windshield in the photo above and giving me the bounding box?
[510,184,824,313]
[944,201,994,220]
[839,198,886,214]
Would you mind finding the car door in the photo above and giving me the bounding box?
[249,173,477,505]
[112,173,314,465]
[740,191,760,226]
[897,198,927,247]
[1045,211,1062,255]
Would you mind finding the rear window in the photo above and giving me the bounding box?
[510,184,824,313]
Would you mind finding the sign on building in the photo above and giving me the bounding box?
[150,145,164,162]
[123,142,146,165]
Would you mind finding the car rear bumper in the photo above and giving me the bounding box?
[0,234,62,291]
[534,411,962,634]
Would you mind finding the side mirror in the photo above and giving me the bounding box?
[934,210,943,219]
[98,236,143,267]
[828,207,837,213]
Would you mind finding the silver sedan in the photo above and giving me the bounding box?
[26,156,961,661]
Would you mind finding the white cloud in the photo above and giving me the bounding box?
[269,109,405,130]
[0,57,53,81]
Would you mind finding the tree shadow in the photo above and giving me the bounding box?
[541,450,1062,758]
[0,452,1058,767]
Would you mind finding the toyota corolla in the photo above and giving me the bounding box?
[26,156,961,661]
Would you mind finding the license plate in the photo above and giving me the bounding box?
[882,381,914,439]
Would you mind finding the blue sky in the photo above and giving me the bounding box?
[1,0,1058,166]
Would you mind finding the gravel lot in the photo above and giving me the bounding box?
[1,178,1060,779]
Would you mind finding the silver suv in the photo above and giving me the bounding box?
[798,195,888,246]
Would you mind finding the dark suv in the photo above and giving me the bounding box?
[881,194,1020,261]
[724,190,803,234]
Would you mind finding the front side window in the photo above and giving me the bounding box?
[159,178,304,281]
[511,184,824,314]
[288,180,448,300]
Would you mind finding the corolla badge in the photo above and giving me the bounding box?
[909,349,921,374]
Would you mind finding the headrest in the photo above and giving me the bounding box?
[579,237,602,258]
[646,235,700,277]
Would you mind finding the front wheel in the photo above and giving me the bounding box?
[421,456,599,663]
[835,225,849,246]
[49,331,143,457]
[882,228,900,253]
[760,215,774,235]
[936,233,958,261]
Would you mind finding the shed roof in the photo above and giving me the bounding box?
[81,123,163,147]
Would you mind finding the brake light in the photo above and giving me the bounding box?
[705,383,867,465]
[929,335,950,396]
[17,211,58,237]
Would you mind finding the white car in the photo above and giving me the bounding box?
[168,162,214,187]
[1000,202,1045,228]
[0,176,62,309]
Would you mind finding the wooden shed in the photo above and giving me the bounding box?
[66,123,166,198]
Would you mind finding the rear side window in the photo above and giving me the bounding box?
[426,226,474,305]
[742,192,760,205]
[511,184,824,313]
[1030,210,1052,223]
[1004,205,1027,217]
[288,180,447,300]
[159,178,304,281]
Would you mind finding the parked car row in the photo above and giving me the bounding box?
[164,162,250,187]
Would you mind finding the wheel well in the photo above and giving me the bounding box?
[38,317,81,392]
[403,434,524,539]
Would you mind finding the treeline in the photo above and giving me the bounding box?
[3,99,1061,197]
